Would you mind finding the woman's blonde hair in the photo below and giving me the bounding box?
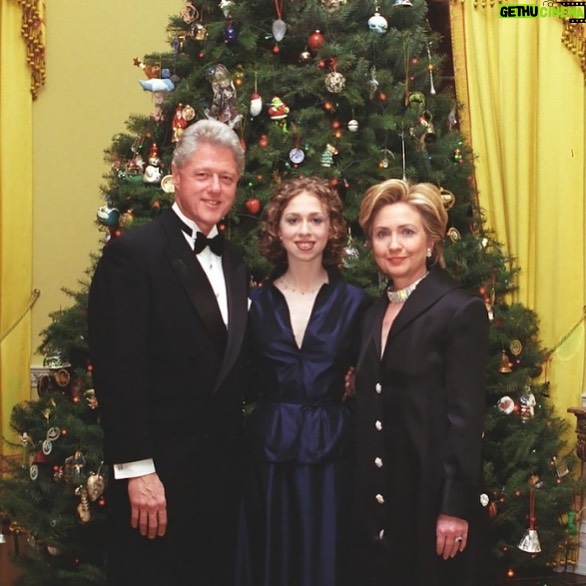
[358,179,448,267]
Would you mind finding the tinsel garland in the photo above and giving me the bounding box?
[16,0,46,99]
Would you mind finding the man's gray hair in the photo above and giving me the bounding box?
[172,119,245,176]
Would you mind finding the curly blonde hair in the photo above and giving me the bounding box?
[259,177,347,267]
[359,179,448,268]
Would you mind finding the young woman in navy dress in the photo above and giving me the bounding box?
[236,177,371,586]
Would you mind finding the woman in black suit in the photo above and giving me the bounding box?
[353,179,490,586]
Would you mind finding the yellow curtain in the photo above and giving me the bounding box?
[0,0,38,453]
[450,4,586,425]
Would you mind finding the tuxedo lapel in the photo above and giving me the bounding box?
[160,211,228,354]
[213,248,248,393]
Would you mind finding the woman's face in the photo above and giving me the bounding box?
[370,202,433,289]
[278,191,330,264]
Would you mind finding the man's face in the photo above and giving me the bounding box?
[172,142,239,235]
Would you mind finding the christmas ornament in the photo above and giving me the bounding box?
[250,92,263,117]
[519,390,536,421]
[97,205,120,228]
[193,22,208,41]
[440,188,455,210]
[426,42,437,95]
[347,119,359,132]
[139,70,175,93]
[368,4,388,34]
[343,228,359,268]
[219,0,234,17]
[368,66,379,99]
[143,143,162,183]
[272,0,287,42]
[553,456,569,479]
[75,486,91,524]
[149,91,166,123]
[245,198,261,215]
[392,0,413,6]
[320,143,338,167]
[308,30,325,50]
[498,350,512,373]
[205,64,243,129]
[87,467,106,502]
[181,1,198,24]
[161,175,175,193]
[325,71,346,93]
[267,96,289,119]
[171,104,187,142]
[272,19,287,42]
[250,73,263,117]
[518,488,541,553]
[134,58,160,79]
[258,134,269,148]
[289,148,305,165]
[223,18,238,44]
[510,339,523,356]
[408,91,426,110]
[298,49,312,64]
[447,227,461,242]
[497,395,515,415]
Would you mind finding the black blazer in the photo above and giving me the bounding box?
[353,265,490,586]
[88,209,249,519]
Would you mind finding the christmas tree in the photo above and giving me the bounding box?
[1,0,583,583]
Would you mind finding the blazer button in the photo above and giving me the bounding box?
[375,383,382,394]
[375,420,383,431]
[375,494,385,504]
[374,457,383,468]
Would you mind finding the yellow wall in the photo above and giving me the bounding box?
[31,0,178,366]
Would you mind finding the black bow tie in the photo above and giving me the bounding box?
[178,218,224,255]
[194,231,224,255]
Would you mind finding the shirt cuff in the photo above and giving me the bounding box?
[113,458,156,479]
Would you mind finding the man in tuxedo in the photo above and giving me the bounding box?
[88,119,249,585]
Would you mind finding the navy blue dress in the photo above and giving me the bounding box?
[236,268,371,586]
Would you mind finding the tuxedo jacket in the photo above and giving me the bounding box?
[88,209,249,521]
[353,265,490,586]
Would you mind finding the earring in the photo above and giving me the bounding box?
[426,248,432,258]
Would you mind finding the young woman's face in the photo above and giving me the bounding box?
[278,192,331,264]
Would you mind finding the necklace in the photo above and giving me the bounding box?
[386,272,428,304]
[277,277,327,295]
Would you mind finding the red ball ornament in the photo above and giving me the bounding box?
[198,52,205,59]
[329,178,338,187]
[332,120,341,129]
[412,57,419,65]
[379,92,387,102]
[272,45,280,54]
[245,197,261,215]
[308,30,325,50]
[259,134,269,148]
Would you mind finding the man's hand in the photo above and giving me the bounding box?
[127,472,168,539]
